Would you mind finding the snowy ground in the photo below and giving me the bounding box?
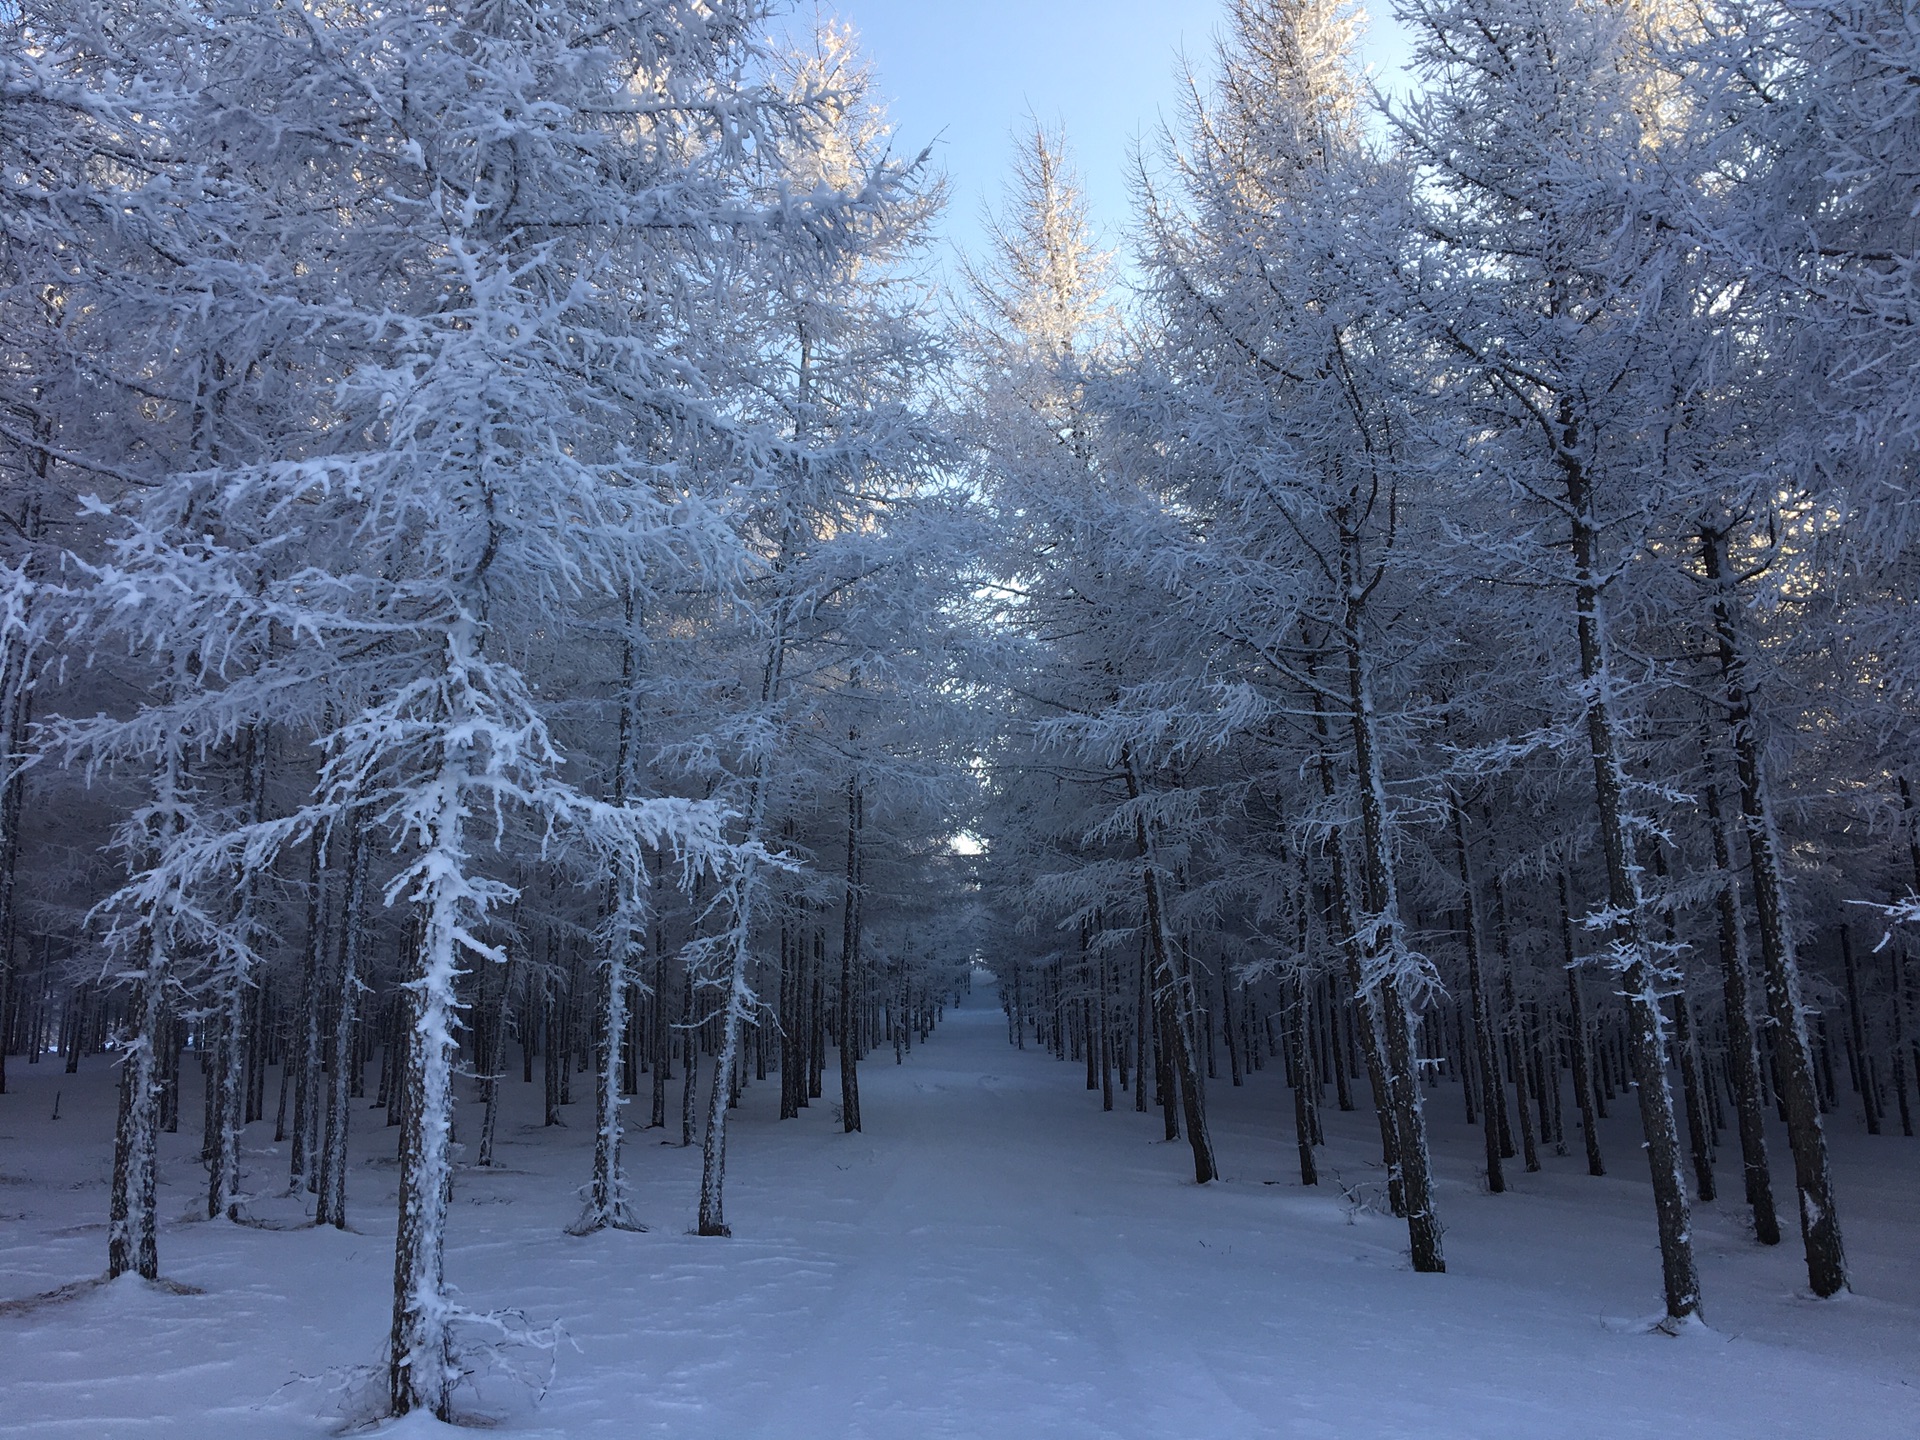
[2,974,1917,1439]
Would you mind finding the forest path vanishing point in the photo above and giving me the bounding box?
[2,972,1918,1439]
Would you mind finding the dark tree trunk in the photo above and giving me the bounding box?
[1673,992,1716,1202]
[1100,948,1115,1111]
[1327,976,1354,1111]
[1491,880,1540,1173]
[1564,458,1696,1323]
[1887,938,1914,1138]
[317,821,367,1230]
[1840,926,1880,1135]
[1703,526,1846,1297]
[1309,695,1405,1217]
[1134,939,1149,1115]
[1222,966,1243,1090]
[1123,750,1215,1183]
[290,835,328,1192]
[1559,875,1606,1177]
[1290,978,1318,1186]
[477,950,514,1169]
[838,768,864,1135]
[679,954,698,1149]
[651,929,672,1129]
[1454,801,1505,1193]
[1702,766,1781,1243]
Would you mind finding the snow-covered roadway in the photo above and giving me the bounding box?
[2,973,1917,1437]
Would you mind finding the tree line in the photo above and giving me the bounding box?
[0,0,979,1421]
[965,0,1919,1334]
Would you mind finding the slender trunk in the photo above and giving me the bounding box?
[1840,926,1880,1134]
[1133,938,1149,1115]
[698,864,760,1238]
[0,661,30,1101]
[1559,875,1606,1177]
[388,619,490,1421]
[290,835,328,1192]
[0,494,44,1100]
[579,589,650,1223]
[651,936,671,1129]
[477,950,514,1168]
[1454,800,1505,1193]
[208,727,270,1221]
[1650,846,1715,1202]
[1703,526,1845,1297]
[1222,966,1243,1090]
[839,763,863,1135]
[578,889,641,1233]
[1703,765,1780,1242]
[1122,749,1215,1183]
[207,976,246,1219]
[108,965,166,1280]
[780,919,801,1117]
[543,956,565,1128]
[1341,590,1441,1272]
[1564,454,1696,1323]
[679,954,698,1148]
[1673,990,1716,1201]
[108,737,187,1281]
[317,820,367,1229]
[696,614,777,1233]
[1492,880,1541,1174]
[157,992,181,1134]
[1310,694,1405,1216]
[1327,976,1354,1111]
[1290,978,1318,1186]
[1100,948,1115,1111]
[1887,934,1914,1138]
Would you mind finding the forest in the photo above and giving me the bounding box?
[1,0,1917,1434]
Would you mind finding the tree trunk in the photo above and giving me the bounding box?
[651,937,672,1130]
[1290,978,1318,1186]
[1341,595,1441,1272]
[207,726,271,1221]
[1673,991,1716,1202]
[1703,764,1780,1243]
[108,965,166,1281]
[388,641,487,1421]
[1100,949,1115,1111]
[0,493,44,1100]
[1492,881,1541,1174]
[108,738,188,1282]
[317,820,367,1229]
[1703,526,1845,1297]
[1564,457,1697,1324]
[1840,925,1880,1134]
[290,835,329,1192]
[1122,749,1216,1183]
[477,949,514,1169]
[698,864,762,1238]
[1887,936,1914,1138]
[1309,695,1406,1217]
[1454,800,1506,1193]
[577,888,641,1233]
[838,767,864,1135]
[1134,938,1149,1114]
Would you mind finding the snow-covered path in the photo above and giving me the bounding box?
[3,974,1918,1437]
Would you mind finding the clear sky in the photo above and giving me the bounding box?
[812,2,1414,270]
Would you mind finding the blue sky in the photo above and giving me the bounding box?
[812,2,1414,268]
